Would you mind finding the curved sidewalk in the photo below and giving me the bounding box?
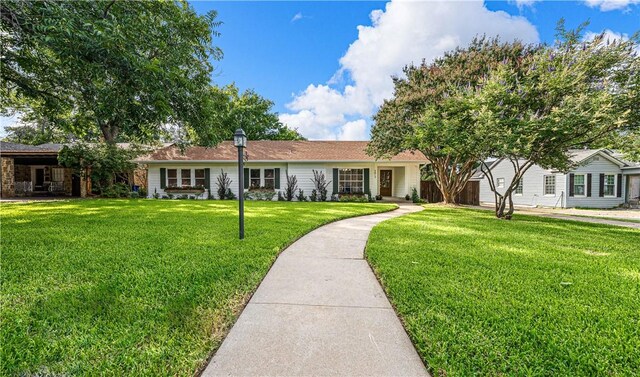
[203,203,428,377]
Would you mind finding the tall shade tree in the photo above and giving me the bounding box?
[475,22,639,219]
[1,0,222,144]
[368,38,539,204]
[204,84,304,143]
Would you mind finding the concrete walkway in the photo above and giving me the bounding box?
[203,204,428,377]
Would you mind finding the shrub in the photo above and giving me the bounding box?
[310,169,331,201]
[102,182,130,198]
[225,188,236,200]
[296,189,307,202]
[331,194,339,202]
[405,194,411,201]
[153,188,160,199]
[375,194,382,201]
[285,174,298,201]
[130,191,140,199]
[339,194,369,203]
[277,191,285,201]
[167,193,174,200]
[139,187,147,198]
[216,170,232,199]
[245,187,276,201]
[309,189,318,202]
[411,187,422,203]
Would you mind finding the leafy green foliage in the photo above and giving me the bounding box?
[205,84,304,143]
[1,200,395,376]
[474,22,639,218]
[296,189,307,202]
[285,174,298,201]
[1,0,222,143]
[244,188,276,201]
[367,206,640,376]
[369,37,538,203]
[310,169,331,202]
[57,143,146,194]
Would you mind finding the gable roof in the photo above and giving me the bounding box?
[137,141,428,163]
[0,141,61,155]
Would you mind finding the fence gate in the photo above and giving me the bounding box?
[420,180,479,205]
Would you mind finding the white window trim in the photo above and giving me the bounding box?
[338,167,365,194]
[496,177,505,189]
[543,175,556,196]
[166,168,199,188]
[245,167,281,190]
[603,173,617,198]
[573,173,586,197]
[514,178,523,196]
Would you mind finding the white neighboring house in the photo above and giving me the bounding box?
[474,149,640,209]
[137,141,427,200]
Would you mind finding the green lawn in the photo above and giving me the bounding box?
[1,199,395,376]
[366,206,640,376]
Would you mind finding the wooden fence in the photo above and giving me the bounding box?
[420,180,480,205]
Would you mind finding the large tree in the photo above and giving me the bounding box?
[474,22,639,219]
[205,84,304,143]
[1,0,222,144]
[368,37,539,203]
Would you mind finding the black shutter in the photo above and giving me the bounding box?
[599,173,605,197]
[244,168,250,189]
[275,168,280,189]
[333,168,339,194]
[160,168,166,189]
[364,168,370,195]
[617,174,622,198]
[586,173,592,197]
[569,173,574,197]
[204,168,210,190]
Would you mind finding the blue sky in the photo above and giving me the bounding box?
[194,0,639,140]
[1,1,638,140]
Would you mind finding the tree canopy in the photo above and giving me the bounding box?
[205,84,304,143]
[1,0,222,144]
[368,37,539,204]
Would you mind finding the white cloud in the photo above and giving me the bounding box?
[291,12,303,23]
[510,0,540,10]
[583,29,640,53]
[337,119,368,140]
[280,0,539,140]
[583,0,640,11]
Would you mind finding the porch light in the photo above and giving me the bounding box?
[235,128,247,240]
[234,128,247,148]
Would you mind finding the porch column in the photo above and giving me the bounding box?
[1,157,15,198]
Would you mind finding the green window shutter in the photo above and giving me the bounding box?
[568,173,574,197]
[586,173,592,197]
[275,168,281,189]
[333,168,339,194]
[364,168,370,195]
[160,168,166,189]
[599,173,605,197]
[617,174,622,198]
[244,168,249,189]
[204,168,210,190]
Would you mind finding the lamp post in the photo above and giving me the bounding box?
[234,128,247,239]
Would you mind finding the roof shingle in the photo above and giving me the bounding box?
[139,141,428,162]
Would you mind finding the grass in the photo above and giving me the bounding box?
[1,199,395,376]
[366,205,640,376]
[569,214,640,224]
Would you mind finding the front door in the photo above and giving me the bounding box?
[380,170,392,196]
[34,168,45,190]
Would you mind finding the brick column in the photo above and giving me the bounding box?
[1,157,15,198]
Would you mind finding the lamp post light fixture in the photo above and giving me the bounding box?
[234,128,247,239]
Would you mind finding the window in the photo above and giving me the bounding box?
[603,174,615,196]
[544,175,556,195]
[496,178,505,188]
[573,174,585,196]
[515,178,523,195]
[167,169,178,187]
[51,168,65,182]
[339,168,364,194]
[195,169,205,187]
[264,169,275,189]
[181,169,191,187]
[250,169,261,188]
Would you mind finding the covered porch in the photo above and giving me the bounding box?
[372,163,421,199]
[623,167,640,207]
[0,142,86,198]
